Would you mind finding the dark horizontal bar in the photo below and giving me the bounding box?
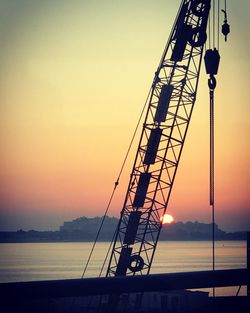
[0,269,247,299]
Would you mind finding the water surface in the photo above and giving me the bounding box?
[0,241,246,296]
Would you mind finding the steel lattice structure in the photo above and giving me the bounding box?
[106,0,211,278]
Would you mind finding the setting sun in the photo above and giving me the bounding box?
[160,214,174,224]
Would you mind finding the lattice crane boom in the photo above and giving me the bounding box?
[106,0,212,278]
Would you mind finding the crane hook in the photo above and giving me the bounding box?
[208,74,216,90]
[221,9,230,42]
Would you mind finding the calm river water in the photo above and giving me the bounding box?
[0,241,247,296]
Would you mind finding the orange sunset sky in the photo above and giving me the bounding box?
[0,0,249,231]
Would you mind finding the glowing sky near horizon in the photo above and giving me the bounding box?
[0,0,249,231]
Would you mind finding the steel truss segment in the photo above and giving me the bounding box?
[106,0,211,278]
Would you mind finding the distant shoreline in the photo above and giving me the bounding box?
[0,231,247,243]
[0,217,248,243]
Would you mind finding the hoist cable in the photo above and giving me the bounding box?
[213,0,215,48]
[210,88,215,297]
[208,11,211,49]
[81,87,152,278]
[210,90,214,207]
[217,0,220,50]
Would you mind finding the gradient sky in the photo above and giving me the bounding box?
[0,0,249,232]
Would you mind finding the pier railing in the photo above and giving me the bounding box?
[0,268,247,299]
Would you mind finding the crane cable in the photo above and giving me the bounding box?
[217,0,220,50]
[213,0,215,48]
[211,0,215,287]
[211,0,218,298]
[207,0,230,297]
[220,0,240,296]
[81,87,152,278]
[209,82,215,291]
[206,0,221,297]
